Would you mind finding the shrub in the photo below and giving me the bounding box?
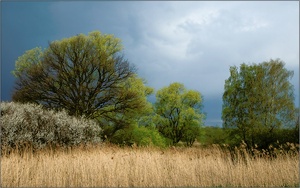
[110,124,167,147]
[1,102,102,152]
[132,126,167,147]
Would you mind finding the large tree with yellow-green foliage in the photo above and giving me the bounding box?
[222,59,296,148]
[12,31,153,139]
[154,83,205,146]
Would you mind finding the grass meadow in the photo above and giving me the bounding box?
[1,143,299,187]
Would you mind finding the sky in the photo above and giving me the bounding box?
[1,1,299,126]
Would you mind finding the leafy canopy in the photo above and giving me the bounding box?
[154,82,205,146]
[222,59,296,148]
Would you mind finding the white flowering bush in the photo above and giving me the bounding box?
[1,102,102,151]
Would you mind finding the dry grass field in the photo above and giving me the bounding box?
[1,143,299,187]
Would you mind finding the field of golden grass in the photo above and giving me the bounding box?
[1,143,299,187]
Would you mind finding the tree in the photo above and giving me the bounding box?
[222,59,296,148]
[182,123,202,147]
[12,31,152,137]
[154,82,205,145]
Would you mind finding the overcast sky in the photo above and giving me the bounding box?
[1,1,299,126]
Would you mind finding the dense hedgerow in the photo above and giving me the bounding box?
[0,102,102,151]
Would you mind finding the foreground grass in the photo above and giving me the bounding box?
[1,144,299,187]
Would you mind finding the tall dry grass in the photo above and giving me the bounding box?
[1,143,299,187]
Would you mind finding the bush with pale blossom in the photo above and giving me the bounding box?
[1,102,102,151]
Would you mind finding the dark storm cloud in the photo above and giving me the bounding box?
[1,1,298,126]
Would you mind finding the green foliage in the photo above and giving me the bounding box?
[0,102,102,152]
[199,126,231,145]
[182,122,203,146]
[203,126,299,150]
[110,124,167,147]
[12,47,43,77]
[154,82,205,145]
[253,128,299,149]
[222,59,296,148]
[98,75,154,140]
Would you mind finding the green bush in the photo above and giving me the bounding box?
[201,125,299,150]
[247,128,299,150]
[111,124,167,147]
[132,126,167,147]
[0,102,102,152]
[182,125,202,146]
